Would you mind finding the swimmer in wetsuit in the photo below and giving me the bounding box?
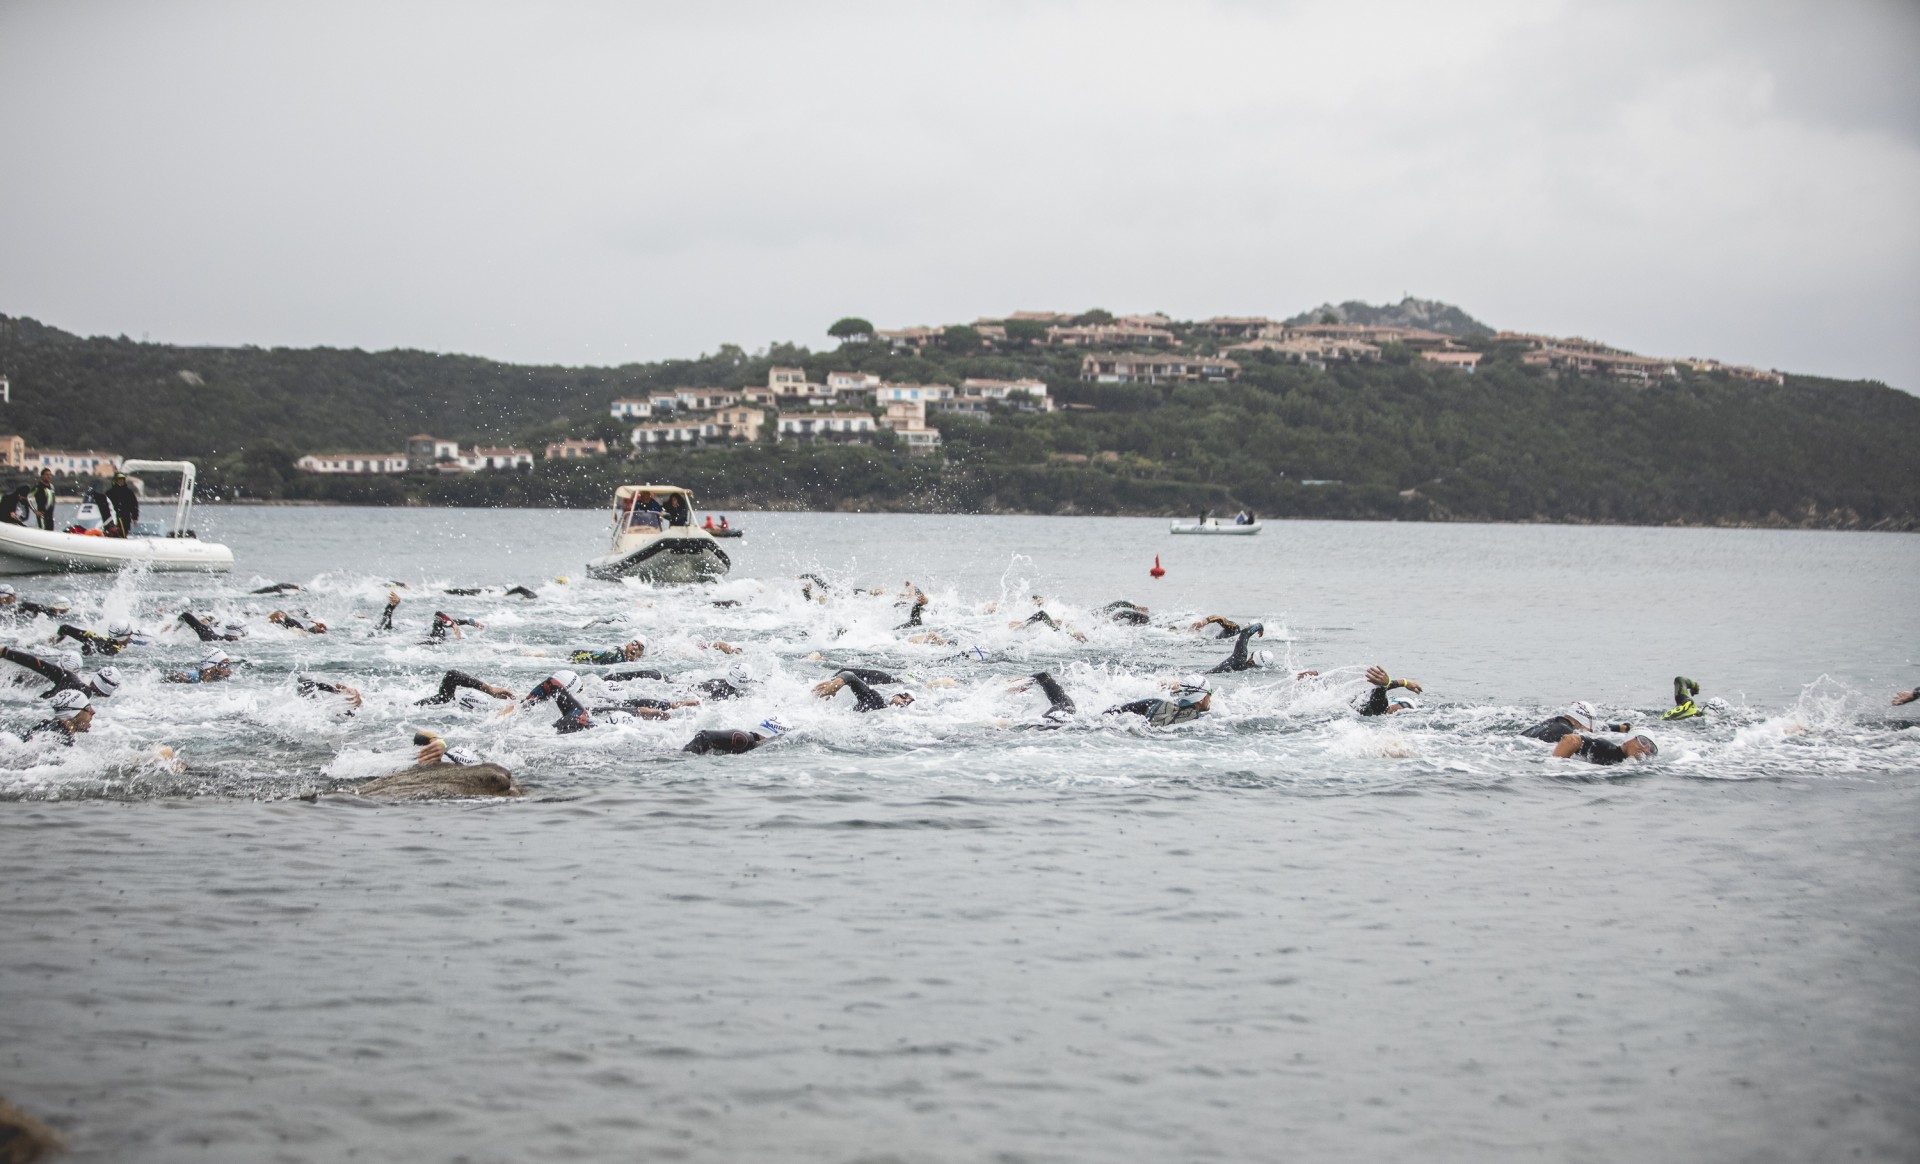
[0,584,69,618]
[683,716,790,755]
[165,648,234,683]
[426,611,482,643]
[1103,600,1150,625]
[1553,732,1658,766]
[1354,665,1422,716]
[1188,615,1242,638]
[178,612,246,642]
[1521,700,1629,741]
[813,671,914,711]
[252,582,304,595]
[1896,687,1919,707]
[22,689,95,744]
[1207,623,1272,673]
[296,675,362,712]
[269,610,327,634]
[416,670,517,707]
[695,662,755,701]
[1013,671,1077,722]
[570,639,645,665]
[898,591,929,629]
[56,620,136,656]
[1105,674,1212,726]
[0,647,121,701]
[522,671,593,732]
[1662,676,1705,721]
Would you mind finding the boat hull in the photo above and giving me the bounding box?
[587,536,731,583]
[1169,522,1262,536]
[0,525,236,574]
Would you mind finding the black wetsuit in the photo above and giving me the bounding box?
[29,480,55,531]
[1194,616,1241,639]
[696,678,747,701]
[570,647,628,665]
[56,625,128,656]
[833,666,900,686]
[604,668,668,683]
[832,673,890,712]
[1207,623,1266,673]
[799,573,831,601]
[1355,683,1415,717]
[683,728,766,755]
[273,613,323,634]
[426,613,478,643]
[1031,671,1077,721]
[253,582,303,595]
[417,670,507,706]
[6,599,64,618]
[178,612,241,642]
[106,482,139,533]
[899,601,926,629]
[375,598,399,633]
[0,647,90,697]
[1573,736,1629,766]
[591,697,673,718]
[523,676,592,732]
[22,717,81,745]
[296,677,351,699]
[1104,601,1149,626]
[1521,715,1582,743]
[1105,697,1205,727]
[1024,610,1060,631]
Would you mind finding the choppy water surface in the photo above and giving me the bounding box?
[3,508,1916,1162]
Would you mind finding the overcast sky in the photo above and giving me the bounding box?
[3,0,1916,388]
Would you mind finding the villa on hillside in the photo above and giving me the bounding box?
[1420,350,1482,373]
[961,378,1052,411]
[1047,324,1178,348]
[610,398,653,420]
[545,439,607,460]
[776,412,877,444]
[23,448,121,476]
[405,434,461,470]
[0,435,24,469]
[297,452,410,475]
[1079,353,1240,384]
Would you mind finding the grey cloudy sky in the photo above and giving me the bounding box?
[3,0,1917,388]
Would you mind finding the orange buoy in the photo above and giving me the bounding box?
[1150,555,1165,579]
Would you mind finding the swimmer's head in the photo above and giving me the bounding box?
[758,716,791,737]
[455,689,497,711]
[889,691,915,707]
[55,650,83,672]
[1565,701,1597,731]
[727,662,753,686]
[1390,697,1418,713]
[550,670,581,693]
[50,688,92,718]
[1176,673,1211,698]
[623,639,646,660]
[91,667,121,697]
[1254,650,1275,668]
[223,619,247,637]
[0,583,13,601]
[199,648,230,668]
[107,620,133,639]
[1625,735,1658,760]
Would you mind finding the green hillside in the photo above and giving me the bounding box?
[2,313,1915,528]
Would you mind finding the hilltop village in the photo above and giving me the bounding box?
[268,308,1785,478]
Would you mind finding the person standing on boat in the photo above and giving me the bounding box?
[105,471,140,537]
[30,468,56,530]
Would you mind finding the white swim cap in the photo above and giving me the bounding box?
[107,620,133,638]
[1393,697,1420,711]
[50,688,91,715]
[1566,701,1597,730]
[55,650,83,671]
[223,619,248,635]
[1177,673,1211,696]
[551,670,580,692]
[0,583,14,597]
[1254,650,1275,668]
[200,648,230,667]
[758,716,791,737]
[91,667,121,696]
[455,688,496,711]
[728,662,753,686]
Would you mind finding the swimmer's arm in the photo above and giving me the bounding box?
[1894,689,1919,706]
[1551,735,1583,759]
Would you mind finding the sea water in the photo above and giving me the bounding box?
[1,508,1916,1162]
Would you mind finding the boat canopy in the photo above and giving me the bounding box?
[120,459,201,533]
[611,484,694,506]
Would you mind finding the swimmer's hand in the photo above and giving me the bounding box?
[1894,690,1919,706]
[1295,670,1319,680]
[416,738,447,765]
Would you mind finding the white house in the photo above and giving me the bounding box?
[776,412,876,442]
[296,453,410,475]
[877,383,954,404]
[631,421,715,448]
[675,389,741,412]
[961,378,1052,411]
[458,447,534,471]
[610,398,653,420]
[27,449,121,476]
[827,371,884,393]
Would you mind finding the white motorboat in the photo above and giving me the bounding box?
[0,459,234,575]
[1170,517,1262,536]
[585,484,731,583]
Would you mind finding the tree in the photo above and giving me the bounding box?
[829,317,875,343]
[1073,308,1115,326]
[940,325,983,354]
[1004,319,1049,346]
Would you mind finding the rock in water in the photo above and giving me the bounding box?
[0,1095,66,1163]
[354,763,522,800]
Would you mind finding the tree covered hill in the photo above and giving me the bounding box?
[1,312,1916,528]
